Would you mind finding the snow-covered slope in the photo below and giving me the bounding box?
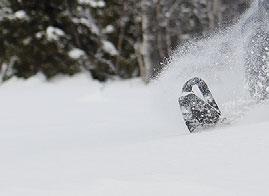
[0,74,269,196]
[1,2,269,195]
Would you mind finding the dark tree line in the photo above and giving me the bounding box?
[0,0,251,82]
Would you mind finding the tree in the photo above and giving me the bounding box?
[0,0,119,81]
[0,0,251,82]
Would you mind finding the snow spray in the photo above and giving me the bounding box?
[149,1,266,130]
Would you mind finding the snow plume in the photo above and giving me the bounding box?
[150,1,263,126]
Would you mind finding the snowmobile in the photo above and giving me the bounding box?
[179,77,221,132]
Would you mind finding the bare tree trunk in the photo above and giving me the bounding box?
[116,1,128,68]
[156,0,166,59]
[208,0,221,30]
[141,0,154,83]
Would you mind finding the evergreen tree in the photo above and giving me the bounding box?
[95,0,141,78]
[0,0,251,82]
[0,0,119,81]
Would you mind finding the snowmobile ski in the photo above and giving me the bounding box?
[179,77,221,132]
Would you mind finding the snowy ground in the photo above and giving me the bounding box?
[0,74,269,196]
[2,2,269,195]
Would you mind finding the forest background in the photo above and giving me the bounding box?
[0,0,251,82]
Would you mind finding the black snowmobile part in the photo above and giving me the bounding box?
[179,77,221,132]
